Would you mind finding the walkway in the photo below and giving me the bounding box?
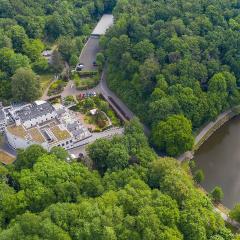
[68,127,124,156]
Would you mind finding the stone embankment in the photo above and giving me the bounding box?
[178,106,240,162]
[178,106,240,230]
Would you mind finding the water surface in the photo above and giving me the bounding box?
[195,116,240,208]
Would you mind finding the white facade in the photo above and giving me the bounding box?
[4,102,91,152]
[0,121,6,133]
[0,110,6,133]
[5,128,48,150]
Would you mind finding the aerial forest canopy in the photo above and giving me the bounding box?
[101,0,240,155]
[0,0,116,103]
[0,119,236,239]
[0,0,240,239]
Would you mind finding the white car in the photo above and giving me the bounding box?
[76,63,84,71]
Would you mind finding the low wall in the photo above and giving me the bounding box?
[194,111,236,151]
[179,106,240,162]
[178,106,240,229]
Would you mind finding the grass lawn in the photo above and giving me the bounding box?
[39,74,53,93]
[73,73,99,90]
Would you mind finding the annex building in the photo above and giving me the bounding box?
[0,101,91,151]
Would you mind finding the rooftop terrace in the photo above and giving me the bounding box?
[28,127,45,143]
[0,150,16,165]
[7,125,27,139]
[50,126,71,142]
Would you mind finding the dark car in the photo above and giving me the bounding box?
[93,61,98,67]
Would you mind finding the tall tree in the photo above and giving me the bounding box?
[11,67,41,102]
[151,114,194,156]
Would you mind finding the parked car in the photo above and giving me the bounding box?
[78,93,83,99]
[93,61,98,67]
[76,63,84,71]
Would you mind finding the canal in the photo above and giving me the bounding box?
[195,115,240,208]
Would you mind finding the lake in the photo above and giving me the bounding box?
[195,115,240,208]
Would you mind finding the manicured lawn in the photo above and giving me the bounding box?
[39,74,53,93]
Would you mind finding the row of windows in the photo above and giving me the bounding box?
[57,139,73,147]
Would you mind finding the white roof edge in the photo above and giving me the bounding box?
[35,100,47,105]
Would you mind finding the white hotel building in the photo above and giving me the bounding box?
[0,101,91,151]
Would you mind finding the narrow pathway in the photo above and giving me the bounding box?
[41,77,56,100]
[214,207,240,230]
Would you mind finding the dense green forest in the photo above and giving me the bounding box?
[101,0,240,155]
[0,0,116,103]
[1,0,240,239]
[0,119,237,239]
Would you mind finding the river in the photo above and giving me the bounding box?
[195,115,240,208]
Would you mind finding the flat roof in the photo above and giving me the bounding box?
[0,150,16,165]
[50,126,71,142]
[28,127,45,143]
[7,125,27,139]
[91,14,114,36]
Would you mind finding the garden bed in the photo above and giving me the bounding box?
[73,72,99,90]
[47,80,67,96]
[71,95,121,131]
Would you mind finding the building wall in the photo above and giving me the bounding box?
[49,137,74,151]
[5,128,48,150]
[0,122,5,133]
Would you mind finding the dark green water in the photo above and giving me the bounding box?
[195,116,240,208]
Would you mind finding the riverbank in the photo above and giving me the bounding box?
[178,105,240,229]
[178,105,240,162]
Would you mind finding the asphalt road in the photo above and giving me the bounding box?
[78,36,100,71]
[39,32,149,158]
[44,35,138,125]
[62,35,149,134]
[69,127,124,156]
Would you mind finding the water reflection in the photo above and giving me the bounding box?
[195,116,240,208]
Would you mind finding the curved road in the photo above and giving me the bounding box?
[75,35,149,134]
[51,36,143,129]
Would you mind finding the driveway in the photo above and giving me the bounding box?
[78,36,100,71]
[68,127,124,156]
